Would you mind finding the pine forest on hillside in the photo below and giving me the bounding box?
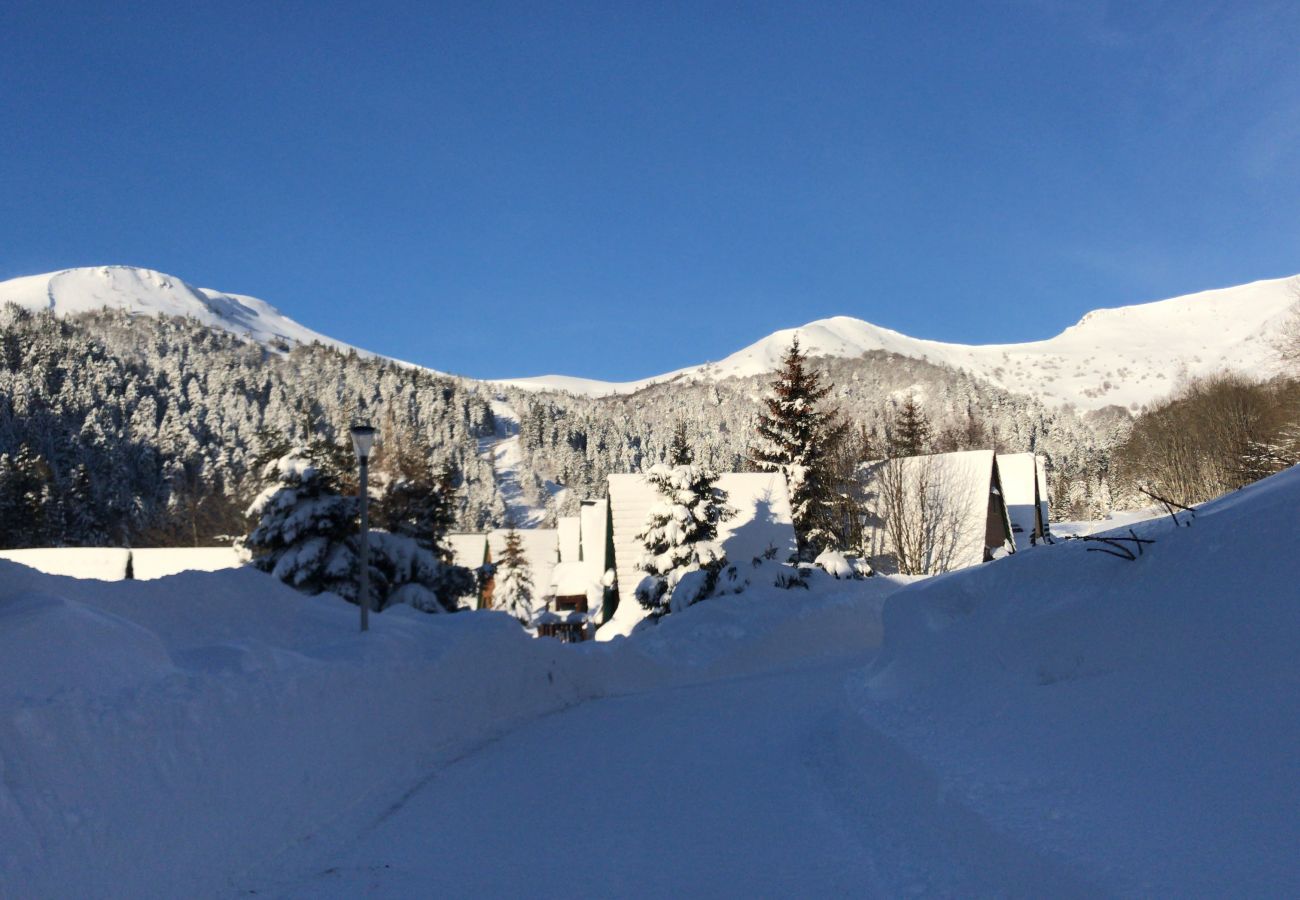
[3,301,1299,552]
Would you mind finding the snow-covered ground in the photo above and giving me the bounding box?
[3,465,1299,896]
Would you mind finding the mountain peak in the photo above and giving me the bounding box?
[0,265,347,353]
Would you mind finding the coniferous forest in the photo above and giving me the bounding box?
[8,301,1295,552]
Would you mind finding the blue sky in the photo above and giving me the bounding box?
[2,1,1298,380]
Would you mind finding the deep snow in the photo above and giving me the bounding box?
[3,465,1300,897]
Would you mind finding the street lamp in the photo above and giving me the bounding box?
[350,423,377,632]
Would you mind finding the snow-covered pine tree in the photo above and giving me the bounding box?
[667,421,694,465]
[749,337,847,558]
[887,394,932,458]
[493,525,536,625]
[634,462,729,617]
[244,446,359,599]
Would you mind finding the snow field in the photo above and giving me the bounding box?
[0,557,902,899]
[862,465,1300,895]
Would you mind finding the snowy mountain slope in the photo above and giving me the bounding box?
[503,275,1300,411]
[5,266,1295,414]
[0,266,362,355]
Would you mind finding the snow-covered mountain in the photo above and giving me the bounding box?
[0,266,355,353]
[4,265,1296,414]
[503,275,1300,411]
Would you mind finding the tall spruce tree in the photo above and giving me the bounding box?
[634,462,729,617]
[494,525,536,624]
[887,394,932,458]
[667,421,694,465]
[750,337,847,557]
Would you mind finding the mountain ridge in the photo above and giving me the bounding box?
[2,265,1295,413]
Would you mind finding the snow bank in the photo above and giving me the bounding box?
[0,547,131,579]
[0,552,902,898]
[862,466,1300,895]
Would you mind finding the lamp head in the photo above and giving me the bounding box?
[349,424,377,461]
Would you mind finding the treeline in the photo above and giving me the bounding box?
[1111,373,1300,507]
[0,305,505,549]
[509,349,1119,524]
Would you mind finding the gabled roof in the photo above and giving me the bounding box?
[579,498,610,572]
[866,449,1013,572]
[557,516,581,563]
[606,470,796,616]
[446,533,489,568]
[998,452,1041,550]
[488,529,559,598]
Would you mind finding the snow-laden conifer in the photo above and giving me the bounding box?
[634,462,730,617]
[493,525,537,624]
[749,337,847,558]
[244,447,358,598]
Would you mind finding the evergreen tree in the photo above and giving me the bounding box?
[749,337,847,557]
[493,525,536,624]
[887,395,932,458]
[244,446,359,599]
[634,462,729,617]
[667,421,694,465]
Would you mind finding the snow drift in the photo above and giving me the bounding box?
[0,556,900,898]
[862,465,1300,895]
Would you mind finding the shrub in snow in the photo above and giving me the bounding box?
[634,463,731,617]
[814,548,858,579]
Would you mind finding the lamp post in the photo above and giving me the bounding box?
[350,423,377,632]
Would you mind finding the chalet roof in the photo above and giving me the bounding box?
[550,560,600,597]
[488,529,559,599]
[557,516,581,564]
[446,533,489,568]
[868,449,1013,572]
[579,498,610,572]
[1036,454,1051,529]
[605,470,796,626]
[998,452,1041,550]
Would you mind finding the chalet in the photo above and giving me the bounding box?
[446,532,492,609]
[997,453,1051,550]
[539,499,615,642]
[602,471,797,638]
[861,449,1016,575]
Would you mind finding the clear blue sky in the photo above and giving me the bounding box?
[3,1,1298,380]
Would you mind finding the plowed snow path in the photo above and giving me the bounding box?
[246,657,1091,898]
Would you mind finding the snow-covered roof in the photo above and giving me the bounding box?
[864,450,1013,573]
[0,548,132,580]
[606,471,796,618]
[550,560,600,598]
[488,529,559,599]
[997,453,1041,551]
[130,548,245,580]
[557,517,581,564]
[446,533,489,568]
[0,547,244,581]
[579,498,610,571]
